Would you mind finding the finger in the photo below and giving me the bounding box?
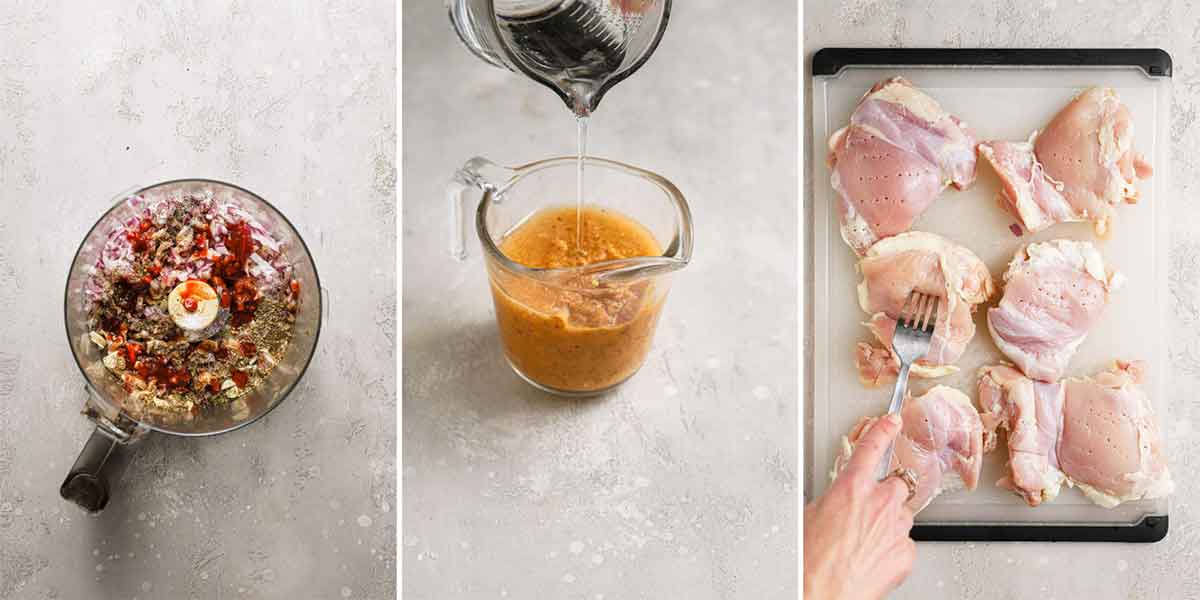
[897,504,915,530]
[893,505,915,538]
[844,414,902,478]
[873,497,915,544]
[878,474,910,508]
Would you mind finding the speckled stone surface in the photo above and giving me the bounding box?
[806,2,1200,598]
[402,2,797,598]
[0,3,395,599]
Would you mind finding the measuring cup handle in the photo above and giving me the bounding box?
[447,174,475,261]
[60,425,122,513]
[448,157,513,260]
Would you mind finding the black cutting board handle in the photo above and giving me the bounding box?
[812,48,1172,78]
[910,515,1168,543]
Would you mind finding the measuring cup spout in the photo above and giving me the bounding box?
[448,157,515,260]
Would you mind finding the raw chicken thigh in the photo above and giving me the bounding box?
[855,232,995,386]
[987,239,1122,382]
[975,364,1066,506]
[978,87,1153,236]
[833,385,985,513]
[977,361,1173,508]
[828,77,978,255]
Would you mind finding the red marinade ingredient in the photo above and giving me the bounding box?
[231,369,249,388]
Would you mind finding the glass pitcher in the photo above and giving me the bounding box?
[447,0,672,115]
[61,179,325,512]
[448,156,692,396]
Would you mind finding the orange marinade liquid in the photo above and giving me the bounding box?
[491,206,667,392]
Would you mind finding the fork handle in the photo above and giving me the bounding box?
[876,361,911,481]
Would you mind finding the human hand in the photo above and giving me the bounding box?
[803,414,917,600]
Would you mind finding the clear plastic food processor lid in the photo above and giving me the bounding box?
[64,179,322,436]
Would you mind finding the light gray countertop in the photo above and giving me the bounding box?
[401,1,797,598]
[0,3,395,599]
[806,2,1200,598]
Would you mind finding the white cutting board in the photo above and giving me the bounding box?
[811,66,1171,527]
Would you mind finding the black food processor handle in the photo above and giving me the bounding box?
[60,417,135,513]
[61,427,119,512]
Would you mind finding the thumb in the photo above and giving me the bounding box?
[844,413,902,479]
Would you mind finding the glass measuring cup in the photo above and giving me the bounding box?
[448,156,693,396]
[447,0,672,115]
[61,179,324,512]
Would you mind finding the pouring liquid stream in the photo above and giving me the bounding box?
[575,115,588,254]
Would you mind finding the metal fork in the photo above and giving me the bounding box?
[876,292,940,481]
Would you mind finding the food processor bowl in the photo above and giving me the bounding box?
[61,179,323,511]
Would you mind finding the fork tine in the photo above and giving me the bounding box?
[922,295,939,333]
[911,292,927,330]
[913,293,927,331]
[898,292,915,328]
[924,293,936,330]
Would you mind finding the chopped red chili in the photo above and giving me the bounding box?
[125,342,142,364]
[230,369,249,388]
[126,218,155,252]
[133,356,160,380]
[166,370,191,389]
[132,356,191,390]
[223,221,254,278]
[233,277,258,312]
[210,275,231,308]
